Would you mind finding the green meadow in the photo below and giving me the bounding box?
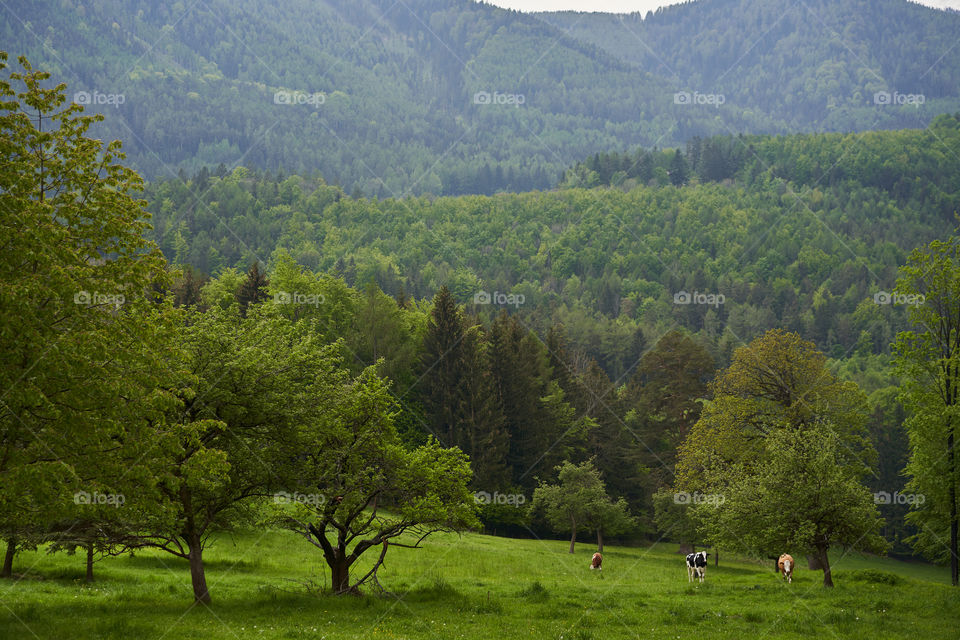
[2,529,956,639]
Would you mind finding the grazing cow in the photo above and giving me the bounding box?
[686,551,710,583]
[590,552,602,570]
[778,553,794,583]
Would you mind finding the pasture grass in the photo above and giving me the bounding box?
[1,528,956,639]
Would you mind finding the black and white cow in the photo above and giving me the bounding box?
[686,551,710,583]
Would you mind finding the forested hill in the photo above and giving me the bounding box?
[537,0,960,132]
[3,0,700,195]
[6,0,960,197]
[147,115,960,377]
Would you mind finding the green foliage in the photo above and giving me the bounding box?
[137,302,342,602]
[143,117,960,375]
[676,330,874,490]
[675,330,885,585]
[531,460,636,552]
[277,367,478,593]
[651,488,700,548]
[696,424,888,586]
[893,237,960,578]
[624,330,714,492]
[0,53,173,571]
[420,288,508,488]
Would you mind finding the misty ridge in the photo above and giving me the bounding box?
[4,0,960,195]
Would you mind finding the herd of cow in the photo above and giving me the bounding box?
[588,551,795,584]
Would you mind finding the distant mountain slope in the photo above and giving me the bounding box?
[536,0,960,132]
[3,0,725,195]
[3,0,958,195]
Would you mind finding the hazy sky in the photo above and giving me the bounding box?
[481,0,960,12]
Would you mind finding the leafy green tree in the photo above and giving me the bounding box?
[676,329,873,491]
[675,330,879,586]
[698,424,887,587]
[893,237,960,585]
[278,368,478,594]
[349,281,425,391]
[566,359,645,514]
[134,303,335,603]
[669,149,688,186]
[531,460,633,554]
[0,54,171,577]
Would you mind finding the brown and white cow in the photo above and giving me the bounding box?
[590,552,602,570]
[778,553,794,583]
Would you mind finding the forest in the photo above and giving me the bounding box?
[5,1,960,636]
[3,0,958,195]
[539,0,960,131]
[135,114,960,559]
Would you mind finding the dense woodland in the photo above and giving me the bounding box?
[149,115,960,367]
[4,0,959,195]
[6,0,960,609]
[143,115,960,555]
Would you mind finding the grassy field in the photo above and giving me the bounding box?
[1,528,957,639]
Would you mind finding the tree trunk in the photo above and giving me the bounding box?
[816,545,833,587]
[807,554,822,570]
[596,526,603,554]
[949,422,958,586]
[1,538,14,578]
[85,543,94,583]
[331,556,351,593]
[188,536,211,604]
[569,515,576,554]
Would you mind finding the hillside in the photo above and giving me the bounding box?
[537,0,960,132]
[3,0,709,195]
[5,0,960,195]
[146,115,960,374]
